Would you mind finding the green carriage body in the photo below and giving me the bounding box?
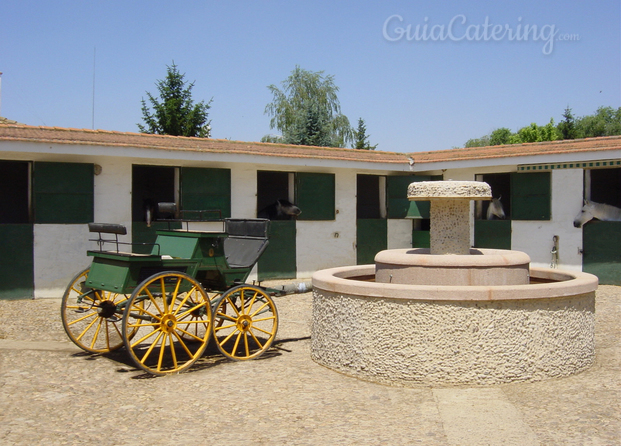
[85,220,268,295]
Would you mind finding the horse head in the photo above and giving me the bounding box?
[258,199,302,220]
[487,196,506,220]
[573,199,621,227]
[275,199,301,218]
[573,200,595,228]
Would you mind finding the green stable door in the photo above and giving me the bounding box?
[0,224,34,299]
[356,219,387,265]
[258,220,297,280]
[582,221,621,285]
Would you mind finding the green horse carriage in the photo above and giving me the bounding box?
[60,204,278,375]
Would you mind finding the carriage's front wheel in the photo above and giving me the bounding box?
[61,268,130,353]
[212,285,278,361]
[122,271,212,375]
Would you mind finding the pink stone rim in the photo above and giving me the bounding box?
[312,265,599,301]
[374,248,531,268]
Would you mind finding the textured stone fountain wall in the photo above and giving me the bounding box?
[311,289,594,385]
[311,266,597,386]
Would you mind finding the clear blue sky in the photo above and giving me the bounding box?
[1,0,619,152]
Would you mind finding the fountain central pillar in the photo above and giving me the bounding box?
[428,198,471,255]
[407,180,491,255]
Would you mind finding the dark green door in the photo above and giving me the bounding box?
[0,224,34,299]
[474,220,512,250]
[357,219,387,265]
[583,221,621,285]
[0,160,33,299]
[258,220,297,280]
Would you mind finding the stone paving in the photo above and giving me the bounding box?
[0,285,619,445]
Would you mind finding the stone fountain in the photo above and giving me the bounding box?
[311,181,598,386]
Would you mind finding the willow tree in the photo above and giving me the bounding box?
[138,62,212,137]
[263,66,352,147]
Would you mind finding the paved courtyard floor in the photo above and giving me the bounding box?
[0,285,619,445]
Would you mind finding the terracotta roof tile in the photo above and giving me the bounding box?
[0,124,410,164]
[408,136,621,164]
[1,124,620,165]
[0,116,21,125]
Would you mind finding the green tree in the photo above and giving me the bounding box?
[489,128,513,145]
[557,106,576,139]
[138,62,212,137]
[575,106,621,138]
[264,66,352,147]
[511,119,560,143]
[260,134,284,143]
[353,118,378,150]
[464,134,491,148]
[283,99,336,147]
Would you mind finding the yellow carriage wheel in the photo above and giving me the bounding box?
[121,271,212,375]
[212,285,278,361]
[61,268,132,353]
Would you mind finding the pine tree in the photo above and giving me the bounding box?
[353,118,377,150]
[138,62,212,137]
[557,107,576,139]
[284,100,335,147]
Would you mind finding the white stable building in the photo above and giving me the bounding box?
[0,124,619,298]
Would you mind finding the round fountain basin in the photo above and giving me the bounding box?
[311,265,598,386]
[375,248,531,286]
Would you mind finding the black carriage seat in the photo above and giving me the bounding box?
[223,219,270,268]
[88,223,159,256]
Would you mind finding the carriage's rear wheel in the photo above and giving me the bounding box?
[212,285,278,361]
[61,268,131,353]
[122,271,212,375]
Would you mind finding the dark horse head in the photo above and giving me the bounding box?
[258,199,301,220]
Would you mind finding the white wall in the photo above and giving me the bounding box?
[94,160,132,228]
[512,169,584,270]
[296,169,357,277]
[387,219,413,249]
[231,165,257,219]
[33,224,91,298]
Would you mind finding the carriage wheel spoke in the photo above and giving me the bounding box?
[172,330,196,358]
[89,317,104,349]
[131,326,161,348]
[68,311,97,327]
[139,330,164,365]
[214,322,236,332]
[176,301,204,320]
[250,301,270,318]
[249,330,265,350]
[75,314,100,341]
